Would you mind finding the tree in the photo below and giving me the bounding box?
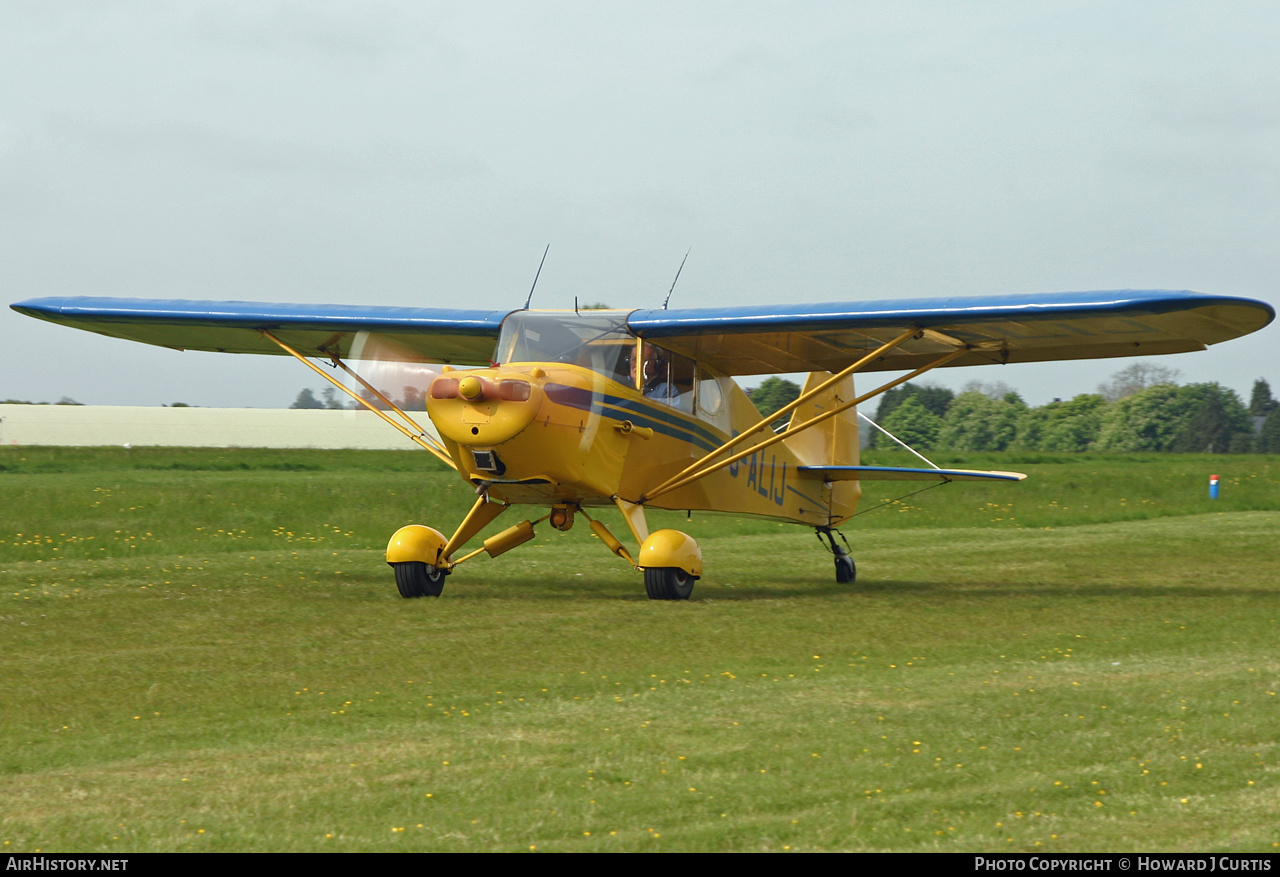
[1097,363,1181,402]
[1167,383,1252,454]
[401,386,426,412]
[871,383,954,447]
[937,391,1024,451]
[1012,393,1107,452]
[1249,379,1278,417]
[1094,384,1195,451]
[960,379,1018,400]
[879,395,943,450]
[1093,383,1250,453]
[290,388,324,409]
[875,383,953,422]
[1258,410,1280,454]
[320,386,347,410]
[747,377,801,425]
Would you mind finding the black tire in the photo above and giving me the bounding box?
[835,554,856,584]
[643,567,695,601]
[392,561,447,598]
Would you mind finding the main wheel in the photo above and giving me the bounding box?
[644,567,695,601]
[835,554,856,584]
[392,561,447,598]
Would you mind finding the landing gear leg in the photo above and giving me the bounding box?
[816,527,856,585]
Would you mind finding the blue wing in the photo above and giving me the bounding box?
[628,289,1275,376]
[10,289,1274,375]
[9,297,512,365]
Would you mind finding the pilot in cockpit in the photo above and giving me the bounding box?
[633,344,692,411]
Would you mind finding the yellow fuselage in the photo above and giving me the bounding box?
[425,362,856,527]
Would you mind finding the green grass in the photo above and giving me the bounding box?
[854,449,1280,529]
[2,447,1279,852]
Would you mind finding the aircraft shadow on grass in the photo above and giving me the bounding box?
[326,570,1272,603]
[696,578,1278,602]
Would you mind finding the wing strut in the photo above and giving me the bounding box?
[640,345,970,503]
[260,330,458,470]
[639,327,920,502]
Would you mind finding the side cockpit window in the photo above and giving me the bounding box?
[637,344,695,412]
[696,367,724,417]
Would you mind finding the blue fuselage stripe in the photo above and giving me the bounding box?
[547,383,727,453]
[786,483,827,508]
[597,394,726,448]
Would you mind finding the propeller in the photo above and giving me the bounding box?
[339,332,457,456]
[347,331,443,412]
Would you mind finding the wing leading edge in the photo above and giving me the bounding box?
[628,290,1274,376]
[10,297,512,365]
[11,289,1274,376]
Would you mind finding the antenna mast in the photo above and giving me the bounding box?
[662,248,691,310]
[523,244,550,310]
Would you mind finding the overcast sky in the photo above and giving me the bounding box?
[3,1,1277,409]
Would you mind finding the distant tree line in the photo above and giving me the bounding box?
[290,385,427,412]
[869,366,1280,454]
[290,387,352,410]
[745,365,1280,454]
[2,398,194,407]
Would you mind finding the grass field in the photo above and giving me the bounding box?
[2,446,1278,852]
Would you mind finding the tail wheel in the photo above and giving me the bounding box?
[643,567,695,601]
[817,528,856,585]
[392,561,447,598]
[835,554,856,584]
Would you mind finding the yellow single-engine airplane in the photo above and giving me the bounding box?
[11,289,1274,600]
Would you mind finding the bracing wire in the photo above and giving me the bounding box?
[846,479,951,520]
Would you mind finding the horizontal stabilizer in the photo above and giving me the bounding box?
[798,465,1027,482]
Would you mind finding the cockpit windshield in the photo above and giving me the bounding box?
[495,308,729,428]
[497,310,636,385]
